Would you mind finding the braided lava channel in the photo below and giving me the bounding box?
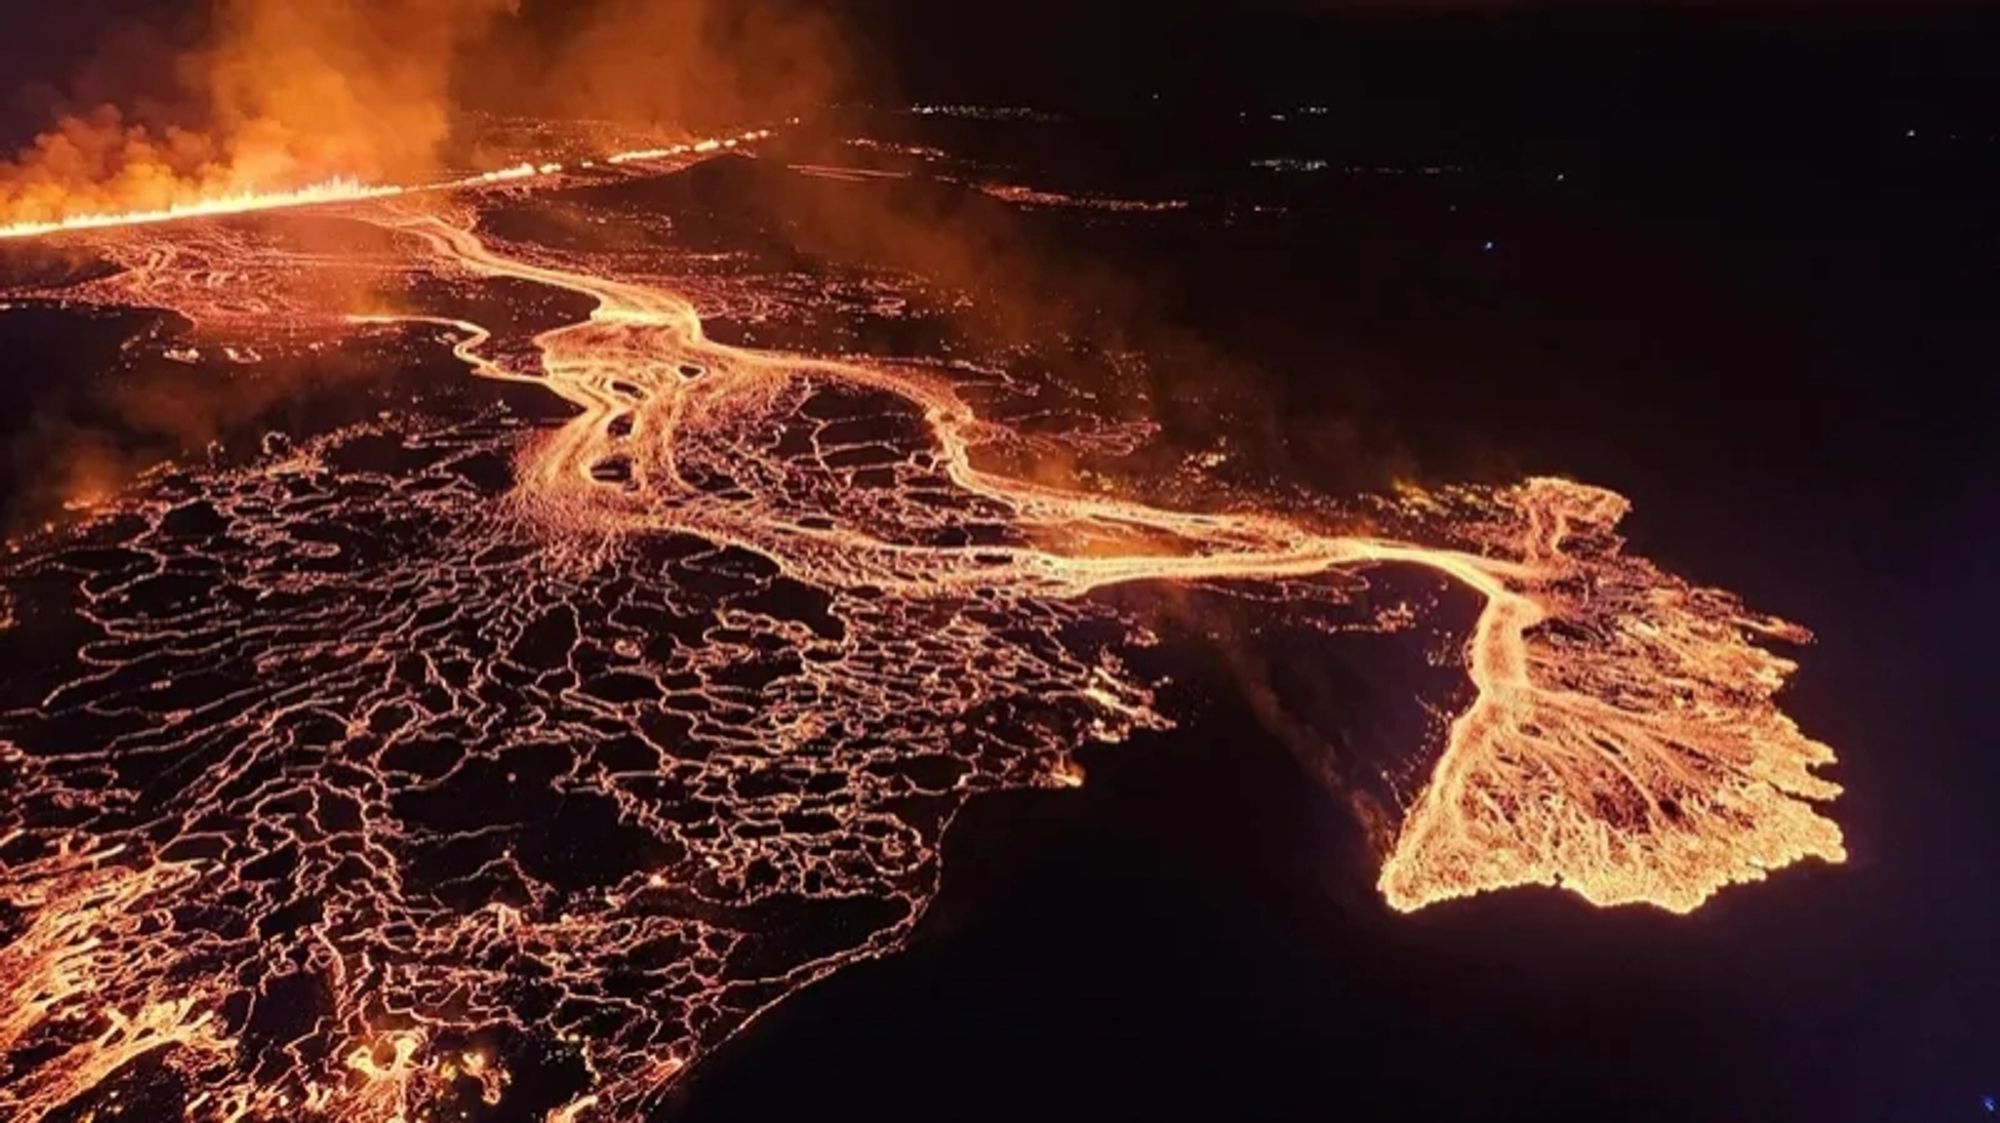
[385,210,1844,910]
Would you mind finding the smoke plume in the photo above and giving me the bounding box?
[0,0,855,226]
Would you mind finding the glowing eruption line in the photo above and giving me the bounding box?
[0,130,772,241]
[0,179,407,241]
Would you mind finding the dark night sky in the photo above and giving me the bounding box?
[4,1,1995,114]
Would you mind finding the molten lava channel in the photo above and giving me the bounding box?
[0,140,1842,1123]
[384,209,1842,911]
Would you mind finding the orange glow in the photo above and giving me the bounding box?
[0,0,519,234]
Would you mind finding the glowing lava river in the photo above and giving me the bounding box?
[0,140,1843,1122]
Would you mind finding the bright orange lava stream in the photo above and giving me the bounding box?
[0,139,1843,1122]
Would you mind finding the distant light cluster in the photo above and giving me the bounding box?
[907,104,1063,123]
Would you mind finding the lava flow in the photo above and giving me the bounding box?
[0,140,1843,1122]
